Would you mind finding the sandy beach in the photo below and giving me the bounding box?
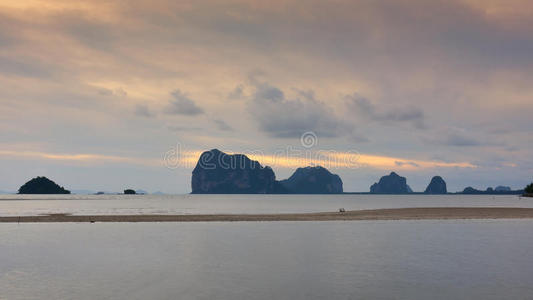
[2,207,533,223]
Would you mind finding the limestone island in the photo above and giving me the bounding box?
[369,172,412,194]
[424,176,447,194]
[191,149,343,194]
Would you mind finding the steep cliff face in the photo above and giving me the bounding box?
[424,176,447,194]
[191,149,282,194]
[370,172,411,194]
[191,150,345,194]
[280,166,343,194]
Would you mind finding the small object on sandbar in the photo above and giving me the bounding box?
[90,220,95,223]
[339,208,345,213]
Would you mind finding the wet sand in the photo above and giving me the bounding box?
[2,207,533,222]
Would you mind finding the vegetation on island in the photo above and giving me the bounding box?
[124,189,136,195]
[18,176,70,194]
[524,183,533,196]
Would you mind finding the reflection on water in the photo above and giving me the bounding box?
[1,220,533,299]
[0,194,531,216]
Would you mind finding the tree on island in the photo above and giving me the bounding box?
[124,189,136,195]
[525,183,533,194]
[18,176,70,194]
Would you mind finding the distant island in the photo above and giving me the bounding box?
[191,149,283,193]
[460,186,523,195]
[191,149,342,194]
[279,166,343,194]
[11,157,531,195]
[18,176,70,194]
[369,172,412,194]
[365,172,525,195]
[365,173,446,194]
[524,183,533,197]
[190,150,530,195]
[424,176,447,194]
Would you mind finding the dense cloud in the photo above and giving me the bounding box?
[421,128,485,147]
[444,133,481,147]
[167,125,202,132]
[0,57,53,78]
[395,161,419,168]
[165,90,204,116]
[59,13,117,51]
[227,85,244,100]
[248,82,349,138]
[346,94,426,129]
[134,104,155,118]
[212,119,233,131]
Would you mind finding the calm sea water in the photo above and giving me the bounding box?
[0,194,531,216]
[1,220,533,299]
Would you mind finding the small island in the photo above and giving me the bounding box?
[369,172,412,194]
[424,176,447,194]
[18,176,70,194]
[279,166,343,194]
[460,186,524,195]
[524,183,533,197]
[124,189,137,195]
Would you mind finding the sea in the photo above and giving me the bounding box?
[0,194,532,216]
[1,194,533,299]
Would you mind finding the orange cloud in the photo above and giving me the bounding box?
[1,149,475,171]
[0,150,161,167]
[165,149,476,170]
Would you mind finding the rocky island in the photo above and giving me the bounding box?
[369,172,412,194]
[191,149,343,194]
[279,166,343,194]
[424,176,447,194]
[191,149,283,194]
[460,186,523,195]
[495,186,511,192]
[18,176,70,194]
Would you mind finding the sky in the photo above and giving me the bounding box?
[1,0,532,193]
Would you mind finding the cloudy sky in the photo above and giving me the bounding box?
[1,0,532,193]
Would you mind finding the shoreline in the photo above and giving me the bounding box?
[2,207,533,223]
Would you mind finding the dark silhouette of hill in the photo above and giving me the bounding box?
[370,172,412,194]
[495,186,511,192]
[191,149,342,194]
[424,176,447,194]
[191,149,285,194]
[524,183,533,197]
[124,189,136,194]
[18,176,70,194]
[280,166,343,194]
[460,186,523,195]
